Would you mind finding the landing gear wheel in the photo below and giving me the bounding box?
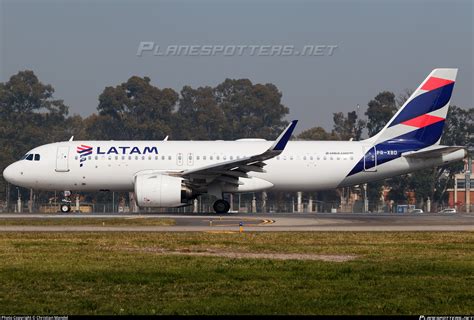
[60,204,71,213]
[213,199,230,214]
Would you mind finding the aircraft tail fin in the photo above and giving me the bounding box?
[372,68,457,148]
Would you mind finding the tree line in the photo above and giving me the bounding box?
[0,70,472,211]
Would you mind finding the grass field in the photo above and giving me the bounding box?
[0,232,472,315]
[0,218,175,226]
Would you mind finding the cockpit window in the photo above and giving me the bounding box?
[34,154,40,161]
[26,154,34,161]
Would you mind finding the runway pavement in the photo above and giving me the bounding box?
[0,212,473,232]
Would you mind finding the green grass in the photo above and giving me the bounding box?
[0,218,175,226]
[0,232,472,315]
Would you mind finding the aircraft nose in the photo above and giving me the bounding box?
[3,164,14,183]
[3,162,20,185]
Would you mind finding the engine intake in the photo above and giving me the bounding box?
[134,173,193,207]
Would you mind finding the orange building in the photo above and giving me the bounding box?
[447,159,473,212]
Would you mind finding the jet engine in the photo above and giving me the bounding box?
[134,173,193,207]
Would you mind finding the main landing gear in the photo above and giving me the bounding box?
[213,199,230,214]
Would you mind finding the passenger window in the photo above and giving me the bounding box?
[203,156,207,160]
[26,154,34,161]
[210,156,213,160]
[34,154,40,161]
[197,156,200,160]
[161,156,165,160]
[303,156,307,160]
[216,156,220,160]
[230,156,233,160]
[168,156,172,160]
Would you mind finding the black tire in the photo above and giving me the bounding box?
[60,204,71,213]
[213,199,230,214]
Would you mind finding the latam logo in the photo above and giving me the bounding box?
[76,145,159,167]
[77,144,93,167]
[96,146,158,155]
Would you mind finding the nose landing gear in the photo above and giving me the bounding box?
[60,190,71,213]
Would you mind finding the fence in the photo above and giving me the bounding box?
[0,198,472,214]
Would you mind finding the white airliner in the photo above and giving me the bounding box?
[2,69,466,213]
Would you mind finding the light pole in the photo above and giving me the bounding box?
[363,183,368,213]
[16,187,21,213]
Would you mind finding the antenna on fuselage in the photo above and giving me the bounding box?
[69,136,74,141]
[163,135,169,141]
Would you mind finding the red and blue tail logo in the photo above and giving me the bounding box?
[348,68,457,176]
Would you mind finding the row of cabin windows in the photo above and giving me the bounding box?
[21,154,41,161]
[74,154,354,161]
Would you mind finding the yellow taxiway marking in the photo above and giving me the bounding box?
[205,231,239,234]
[204,218,276,227]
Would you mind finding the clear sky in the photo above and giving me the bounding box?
[1,0,472,134]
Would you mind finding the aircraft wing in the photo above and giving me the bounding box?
[402,145,466,159]
[178,120,298,186]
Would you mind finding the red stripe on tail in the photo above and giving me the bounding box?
[421,77,454,91]
[401,114,444,128]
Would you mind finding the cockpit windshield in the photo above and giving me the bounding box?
[22,154,41,161]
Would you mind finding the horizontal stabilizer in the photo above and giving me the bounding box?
[402,146,466,159]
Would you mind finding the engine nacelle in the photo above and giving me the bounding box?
[134,174,192,207]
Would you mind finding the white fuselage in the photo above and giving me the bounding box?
[3,140,465,193]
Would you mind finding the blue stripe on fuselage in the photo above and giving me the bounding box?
[347,120,445,176]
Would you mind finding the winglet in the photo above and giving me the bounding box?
[271,120,298,151]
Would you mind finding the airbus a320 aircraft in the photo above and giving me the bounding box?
[3,69,466,213]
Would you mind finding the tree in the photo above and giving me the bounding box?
[427,106,474,207]
[386,175,410,203]
[367,181,384,212]
[173,86,225,140]
[332,111,365,140]
[0,70,69,204]
[297,126,338,140]
[213,79,289,139]
[97,76,178,140]
[365,91,397,137]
